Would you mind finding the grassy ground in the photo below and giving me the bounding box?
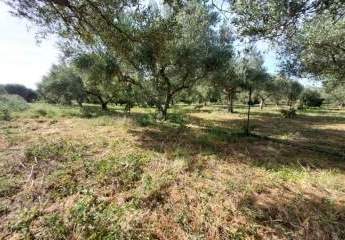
[0,103,345,239]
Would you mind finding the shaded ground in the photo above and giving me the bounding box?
[0,103,344,239]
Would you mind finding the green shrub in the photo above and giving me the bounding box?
[169,113,188,125]
[0,108,11,121]
[300,89,324,108]
[35,108,48,116]
[137,114,155,127]
[0,94,29,120]
[10,207,40,236]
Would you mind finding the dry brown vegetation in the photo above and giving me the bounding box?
[0,103,345,239]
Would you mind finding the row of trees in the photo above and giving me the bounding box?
[0,84,38,102]
[4,0,344,116]
[38,50,324,113]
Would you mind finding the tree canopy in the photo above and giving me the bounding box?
[38,64,85,105]
[4,0,344,115]
[2,84,38,102]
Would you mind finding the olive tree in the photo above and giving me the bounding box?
[231,0,345,88]
[38,64,85,105]
[73,52,126,111]
[130,2,220,119]
[238,47,270,135]
[254,77,277,110]
[273,76,304,109]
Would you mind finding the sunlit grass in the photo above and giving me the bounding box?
[0,103,344,239]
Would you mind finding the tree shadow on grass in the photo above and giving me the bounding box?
[239,186,345,239]
[82,105,345,171]
[186,110,345,155]
[128,117,345,172]
[78,105,152,121]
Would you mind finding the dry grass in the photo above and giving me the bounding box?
[0,103,344,239]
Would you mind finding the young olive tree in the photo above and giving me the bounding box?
[324,77,345,108]
[73,52,126,111]
[238,47,269,135]
[274,76,304,109]
[38,64,85,105]
[254,77,277,110]
[300,89,324,108]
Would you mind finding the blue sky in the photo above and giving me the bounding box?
[1,2,318,90]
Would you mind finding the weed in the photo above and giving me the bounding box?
[10,207,41,237]
[0,203,9,217]
[69,192,152,239]
[0,177,20,197]
[25,139,82,163]
[0,108,11,121]
[46,167,81,197]
[94,154,146,190]
[271,166,309,182]
[39,213,69,239]
[280,108,297,118]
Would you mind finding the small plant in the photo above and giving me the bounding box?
[280,108,297,118]
[10,207,41,236]
[95,154,146,190]
[46,167,80,197]
[69,192,147,239]
[0,94,29,120]
[24,139,83,163]
[35,108,48,117]
[41,213,69,239]
[80,107,93,118]
[168,113,188,125]
[0,176,19,197]
[137,114,154,127]
[0,108,11,121]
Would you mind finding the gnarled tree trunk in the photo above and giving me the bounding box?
[245,87,252,136]
[226,88,235,113]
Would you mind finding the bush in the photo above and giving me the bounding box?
[35,108,48,117]
[300,89,324,107]
[0,85,7,95]
[137,114,155,126]
[169,113,188,125]
[280,109,297,118]
[0,109,11,121]
[0,94,29,120]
